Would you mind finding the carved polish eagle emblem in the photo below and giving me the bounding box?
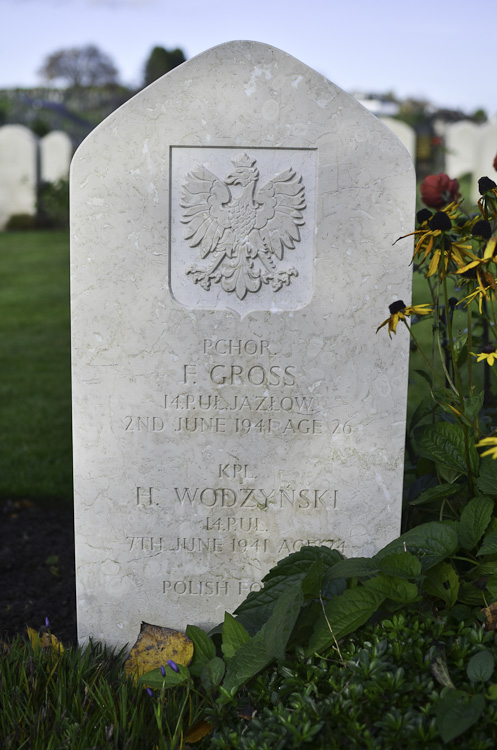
[180,153,306,301]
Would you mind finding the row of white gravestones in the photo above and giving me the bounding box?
[71,40,415,650]
[445,120,497,202]
[379,117,416,160]
[0,125,72,229]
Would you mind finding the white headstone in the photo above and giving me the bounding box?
[71,41,415,649]
[0,125,37,229]
[472,119,497,202]
[40,131,72,183]
[380,117,416,159]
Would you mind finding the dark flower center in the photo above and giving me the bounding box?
[478,176,497,195]
[429,211,452,231]
[472,220,492,239]
[417,208,432,224]
[389,300,406,315]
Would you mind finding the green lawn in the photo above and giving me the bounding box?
[0,231,72,503]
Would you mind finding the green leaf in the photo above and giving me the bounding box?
[300,557,324,598]
[487,684,497,700]
[478,530,497,556]
[467,650,494,683]
[478,456,497,496]
[221,624,273,697]
[221,613,251,660]
[410,394,436,430]
[410,483,460,506]
[235,546,343,632]
[453,333,468,364]
[375,522,459,571]
[458,582,485,605]
[458,496,494,550]
[377,552,422,579]
[139,664,190,689]
[264,586,304,661]
[414,368,432,387]
[200,656,225,692]
[185,624,216,675]
[363,574,418,604]
[423,562,460,608]
[324,557,379,579]
[306,587,385,656]
[464,391,484,421]
[436,691,485,743]
[486,572,497,601]
[415,422,478,476]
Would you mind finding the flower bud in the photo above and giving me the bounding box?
[388,300,406,315]
[167,659,180,673]
[416,208,432,224]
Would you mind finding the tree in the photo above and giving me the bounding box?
[143,46,186,87]
[38,45,119,88]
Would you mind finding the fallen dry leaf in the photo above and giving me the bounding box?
[124,621,194,679]
[26,627,64,654]
[185,718,213,743]
[482,602,497,630]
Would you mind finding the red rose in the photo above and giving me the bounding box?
[420,173,460,209]
[493,152,497,172]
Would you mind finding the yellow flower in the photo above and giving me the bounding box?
[476,436,497,459]
[471,349,497,366]
[456,235,497,280]
[376,301,433,338]
[462,285,492,314]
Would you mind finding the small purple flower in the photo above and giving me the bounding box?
[45,617,50,628]
[146,687,153,697]
[167,659,179,673]
[161,665,166,677]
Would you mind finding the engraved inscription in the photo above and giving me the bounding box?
[181,152,305,300]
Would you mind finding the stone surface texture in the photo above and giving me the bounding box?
[0,125,37,229]
[40,131,73,183]
[71,41,415,649]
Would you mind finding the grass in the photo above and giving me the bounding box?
[0,230,72,503]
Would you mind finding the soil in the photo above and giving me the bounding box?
[0,499,77,646]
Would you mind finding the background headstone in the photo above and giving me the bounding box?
[472,119,497,202]
[0,124,37,229]
[71,41,415,649]
[40,130,72,183]
[380,117,416,159]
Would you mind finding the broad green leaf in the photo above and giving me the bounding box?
[377,552,421,579]
[264,586,304,661]
[464,391,484,420]
[478,530,497,556]
[325,557,379,580]
[139,663,190,689]
[410,394,436,430]
[487,684,497,700]
[185,624,216,675]
[363,574,418,604]
[486,572,497,601]
[300,557,324,598]
[235,546,342,632]
[478,456,497,496]
[458,582,485,605]
[467,650,494,683]
[306,587,385,656]
[200,656,226,692]
[436,691,485,743]
[453,333,468,364]
[221,624,273,697]
[415,422,478,477]
[458,496,494,550]
[375,522,459,571]
[221,613,250,660]
[410,483,459,506]
[423,562,460,608]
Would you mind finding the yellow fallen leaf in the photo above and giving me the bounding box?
[26,627,64,654]
[185,719,213,743]
[124,622,194,680]
[482,602,497,630]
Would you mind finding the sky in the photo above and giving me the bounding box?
[1,0,496,116]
